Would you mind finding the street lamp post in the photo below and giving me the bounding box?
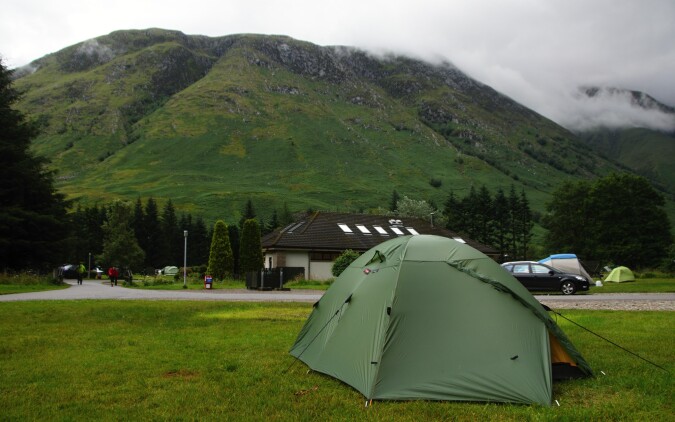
[88,252,91,280]
[183,230,188,289]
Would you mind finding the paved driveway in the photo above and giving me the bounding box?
[0,279,323,303]
[1,279,673,310]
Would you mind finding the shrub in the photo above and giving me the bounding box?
[331,249,361,277]
[429,178,442,188]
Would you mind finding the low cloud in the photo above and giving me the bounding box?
[550,87,675,133]
[76,39,114,62]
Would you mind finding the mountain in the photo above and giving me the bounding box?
[575,87,675,195]
[13,29,624,224]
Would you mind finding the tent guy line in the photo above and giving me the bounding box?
[545,306,670,374]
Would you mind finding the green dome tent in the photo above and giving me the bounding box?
[290,235,592,406]
[604,266,635,283]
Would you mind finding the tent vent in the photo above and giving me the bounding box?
[345,294,353,304]
[511,355,519,360]
[371,361,378,365]
[386,307,391,315]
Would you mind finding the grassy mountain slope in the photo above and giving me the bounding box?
[15,29,626,225]
[579,128,675,195]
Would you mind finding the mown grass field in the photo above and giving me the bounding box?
[0,301,672,420]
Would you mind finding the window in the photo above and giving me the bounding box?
[356,224,371,234]
[513,264,530,274]
[391,227,404,235]
[338,224,353,234]
[406,227,419,235]
[286,221,304,233]
[373,225,389,235]
[310,252,342,261]
[532,264,551,274]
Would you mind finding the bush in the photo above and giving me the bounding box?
[0,272,60,286]
[331,249,361,278]
[429,178,442,188]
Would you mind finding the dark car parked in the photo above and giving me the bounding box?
[501,261,590,295]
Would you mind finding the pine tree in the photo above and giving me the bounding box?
[492,188,511,260]
[266,209,280,234]
[160,199,181,264]
[476,186,494,246]
[240,219,263,274]
[192,217,210,266]
[0,59,69,270]
[239,199,256,228]
[132,198,147,266]
[98,200,145,271]
[206,220,233,280]
[142,197,162,268]
[279,202,294,226]
[389,190,401,212]
[516,189,534,259]
[444,191,463,232]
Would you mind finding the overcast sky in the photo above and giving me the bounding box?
[2,0,674,131]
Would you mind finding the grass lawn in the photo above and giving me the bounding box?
[0,301,672,420]
[0,273,68,295]
[127,276,675,293]
[590,278,675,293]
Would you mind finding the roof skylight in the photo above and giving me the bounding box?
[338,224,353,234]
[391,227,404,235]
[373,225,389,235]
[356,225,371,234]
[406,227,419,235]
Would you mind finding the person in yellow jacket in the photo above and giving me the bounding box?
[76,262,86,285]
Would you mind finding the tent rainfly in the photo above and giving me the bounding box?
[290,235,592,406]
[604,266,635,283]
[539,254,593,282]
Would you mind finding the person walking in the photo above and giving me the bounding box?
[76,262,86,285]
[108,266,119,287]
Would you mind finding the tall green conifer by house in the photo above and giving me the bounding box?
[207,220,233,280]
[240,219,263,274]
[0,58,69,270]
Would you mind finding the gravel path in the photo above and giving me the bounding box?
[1,280,673,311]
[537,293,675,311]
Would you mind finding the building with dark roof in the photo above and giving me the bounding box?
[261,211,499,280]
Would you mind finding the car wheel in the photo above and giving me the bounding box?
[561,280,576,295]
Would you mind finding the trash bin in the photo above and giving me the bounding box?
[204,275,213,289]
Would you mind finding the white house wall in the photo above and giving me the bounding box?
[309,261,333,281]
[263,251,335,280]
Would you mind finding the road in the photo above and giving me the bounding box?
[0,279,673,310]
[0,279,322,303]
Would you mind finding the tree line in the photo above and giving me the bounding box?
[387,185,534,261]
[68,198,276,277]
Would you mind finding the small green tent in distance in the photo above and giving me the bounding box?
[290,235,592,406]
[604,266,635,283]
